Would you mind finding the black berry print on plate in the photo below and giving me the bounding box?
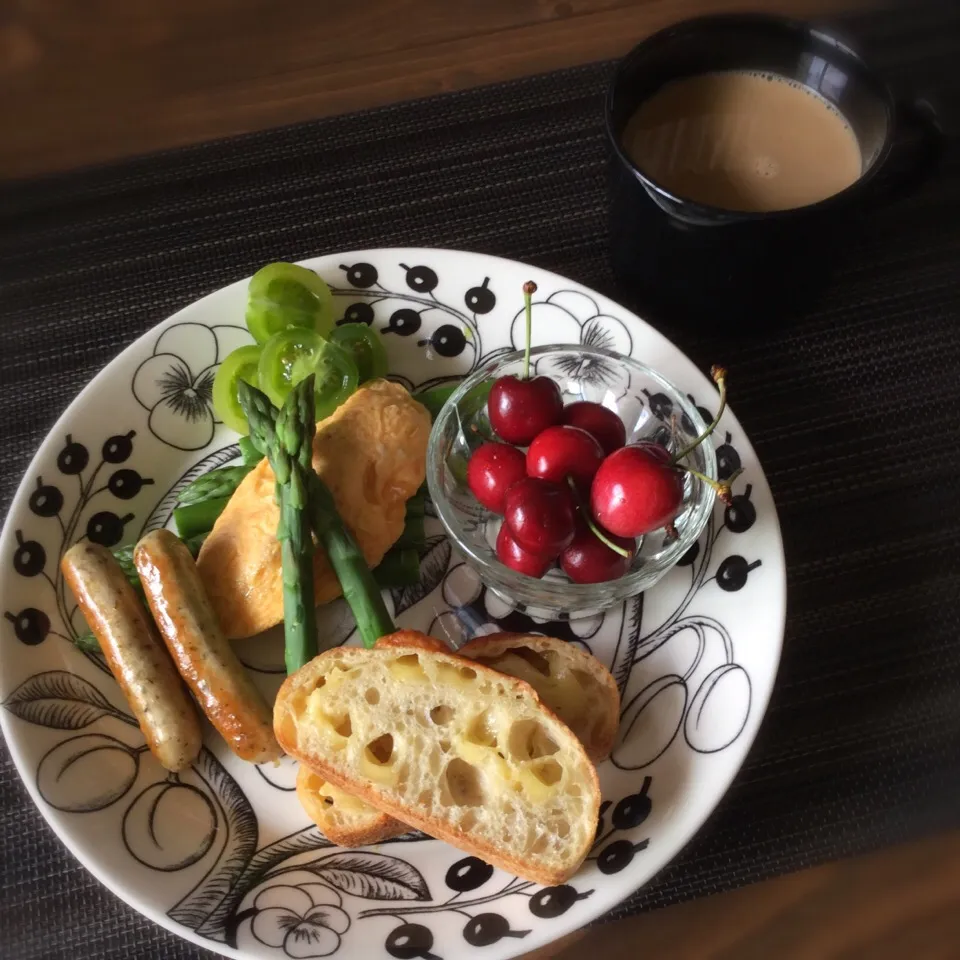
[13,531,46,577]
[715,555,762,592]
[339,302,376,326]
[57,435,89,475]
[724,484,756,533]
[464,277,495,314]
[642,388,673,421]
[386,923,439,959]
[715,431,741,481]
[612,777,652,829]
[463,914,529,946]
[677,540,700,567]
[400,263,439,294]
[384,308,423,337]
[597,838,649,875]
[5,608,50,645]
[419,324,468,358]
[102,431,136,463]
[446,856,494,892]
[29,478,64,518]
[107,469,154,500]
[86,511,134,547]
[529,885,593,918]
[340,262,379,288]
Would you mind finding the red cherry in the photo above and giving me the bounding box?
[560,518,635,584]
[496,523,553,578]
[488,375,563,445]
[561,401,627,455]
[526,425,605,494]
[467,442,527,514]
[504,477,576,556]
[590,442,684,537]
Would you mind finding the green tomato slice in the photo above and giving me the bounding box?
[246,262,335,344]
[331,323,388,384]
[312,340,360,421]
[257,328,326,408]
[212,344,263,435]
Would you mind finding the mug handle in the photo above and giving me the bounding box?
[873,96,944,201]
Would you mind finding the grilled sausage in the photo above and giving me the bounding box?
[134,529,282,764]
[61,542,202,772]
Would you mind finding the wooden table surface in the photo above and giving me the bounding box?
[5,0,959,957]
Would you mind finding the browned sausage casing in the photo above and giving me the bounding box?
[61,542,202,772]
[134,529,283,764]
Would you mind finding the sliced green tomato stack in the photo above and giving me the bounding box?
[331,323,388,384]
[246,262,335,343]
[212,262,397,431]
[213,344,262,435]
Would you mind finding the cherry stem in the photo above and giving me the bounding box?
[521,281,537,379]
[671,365,727,465]
[566,476,632,558]
[679,465,734,506]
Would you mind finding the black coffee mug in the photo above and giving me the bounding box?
[605,13,943,329]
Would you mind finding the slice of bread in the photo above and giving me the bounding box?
[276,637,601,885]
[459,632,620,762]
[295,630,443,845]
[296,765,407,847]
[295,631,619,847]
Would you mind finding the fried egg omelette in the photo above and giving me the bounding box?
[197,378,430,639]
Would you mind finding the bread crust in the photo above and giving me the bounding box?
[275,638,600,885]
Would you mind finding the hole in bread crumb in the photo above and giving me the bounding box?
[430,705,453,725]
[329,712,352,738]
[322,796,334,807]
[530,834,550,854]
[444,758,485,806]
[365,688,380,705]
[572,668,592,689]
[439,740,451,753]
[460,810,478,831]
[552,817,570,838]
[418,789,432,806]
[459,666,477,681]
[508,719,559,762]
[313,676,327,691]
[366,734,394,765]
[532,758,563,786]
[465,711,498,748]
[509,646,551,675]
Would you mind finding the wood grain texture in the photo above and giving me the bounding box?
[1,0,866,179]
[524,830,960,959]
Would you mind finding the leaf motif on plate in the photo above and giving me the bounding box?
[2,670,120,729]
[303,852,431,901]
[390,535,451,616]
[169,747,259,934]
[195,826,334,942]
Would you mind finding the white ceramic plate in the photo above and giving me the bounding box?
[0,249,784,960]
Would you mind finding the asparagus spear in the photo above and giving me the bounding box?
[173,496,231,540]
[239,377,318,674]
[238,435,264,466]
[239,378,398,653]
[176,464,255,506]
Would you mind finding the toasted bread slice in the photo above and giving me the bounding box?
[295,630,618,846]
[296,765,407,847]
[295,630,443,844]
[460,632,620,762]
[275,637,600,885]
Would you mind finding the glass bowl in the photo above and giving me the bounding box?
[426,344,717,620]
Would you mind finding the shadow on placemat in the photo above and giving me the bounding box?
[2,2,960,958]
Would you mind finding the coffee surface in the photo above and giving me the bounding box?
[622,70,863,212]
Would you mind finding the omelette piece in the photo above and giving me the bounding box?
[197,379,430,639]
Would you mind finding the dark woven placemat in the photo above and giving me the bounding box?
[2,3,960,958]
